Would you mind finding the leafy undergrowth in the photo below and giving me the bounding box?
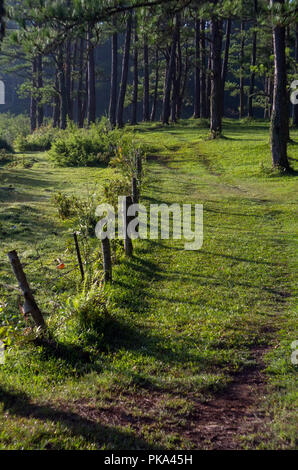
[0,119,297,449]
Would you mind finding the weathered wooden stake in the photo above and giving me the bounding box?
[101,238,112,282]
[132,176,139,204]
[8,250,46,330]
[73,232,85,281]
[123,196,134,257]
[136,153,142,181]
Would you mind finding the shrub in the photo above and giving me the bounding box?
[14,126,61,152]
[0,113,30,146]
[52,189,99,237]
[52,192,77,219]
[103,174,131,209]
[48,124,122,167]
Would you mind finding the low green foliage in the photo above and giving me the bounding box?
[0,113,30,146]
[14,126,61,152]
[48,123,122,167]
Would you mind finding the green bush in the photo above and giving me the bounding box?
[0,113,30,146]
[52,192,77,220]
[103,174,131,209]
[48,123,122,167]
[14,126,61,152]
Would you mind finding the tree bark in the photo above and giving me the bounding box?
[193,17,200,118]
[57,46,67,130]
[143,35,150,121]
[150,48,159,121]
[116,13,132,128]
[87,28,96,125]
[248,0,258,118]
[239,21,245,118]
[162,15,179,125]
[206,40,211,119]
[77,38,85,127]
[200,20,207,119]
[109,30,118,127]
[65,39,73,120]
[131,19,139,125]
[221,18,231,117]
[30,58,37,133]
[37,55,44,128]
[270,0,290,170]
[293,23,298,128]
[53,67,60,128]
[210,17,223,138]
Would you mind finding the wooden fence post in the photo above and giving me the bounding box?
[123,196,134,257]
[7,250,46,330]
[136,153,142,181]
[132,176,139,204]
[101,238,112,282]
[73,232,85,281]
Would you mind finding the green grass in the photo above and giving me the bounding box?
[0,119,297,449]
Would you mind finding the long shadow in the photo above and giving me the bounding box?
[0,385,153,450]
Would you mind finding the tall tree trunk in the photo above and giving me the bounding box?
[30,58,37,133]
[150,48,159,121]
[143,35,150,121]
[221,18,231,117]
[177,49,189,119]
[176,35,185,119]
[248,0,258,118]
[200,20,207,119]
[131,19,139,125]
[65,39,72,120]
[239,21,245,119]
[206,40,211,119]
[109,30,118,127]
[77,38,85,127]
[210,17,223,138]
[58,47,67,130]
[162,15,179,125]
[171,55,177,123]
[87,29,96,125]
[37,55,44,128]
[53,71,60,128]
[193,17,201,118]
[116,13,132,128]
[293,23,298,128]
[270,0,290,170]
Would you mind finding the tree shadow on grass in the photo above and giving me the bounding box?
[0,385,153,450]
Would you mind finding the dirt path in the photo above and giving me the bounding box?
[185,348,269,449]
[59,347,269,450]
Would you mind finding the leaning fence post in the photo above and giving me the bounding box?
[101,238,112,282]
[73,232,85,281]
[7,250,46,330]
[123,196,134,257]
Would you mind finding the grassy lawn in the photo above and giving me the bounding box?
[0,119,297,450]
